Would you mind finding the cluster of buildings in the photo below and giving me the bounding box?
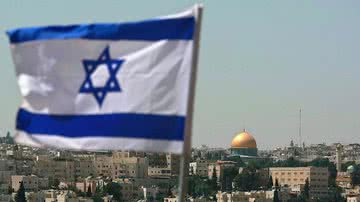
[262,140,360,164]
[189,131,360,201]
[0,143,182,202]
[188,131,330,201]
[216,189,291,202]
[0,129,360,201]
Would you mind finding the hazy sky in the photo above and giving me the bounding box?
[1,1,360,150]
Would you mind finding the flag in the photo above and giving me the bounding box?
[7,6,199,154]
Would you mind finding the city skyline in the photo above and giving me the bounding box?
[1,1,360,150]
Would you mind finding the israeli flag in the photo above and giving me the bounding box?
[7,7,199,154]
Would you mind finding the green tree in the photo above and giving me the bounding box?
[275,178,279,188]
[52,178,60,188]
[268,175,274,190]
[15,181,26,202]
[351,171,360,186]
[329,186,346,202]
[192,177,210,197]
[302,178,310,200]
[68,184,85,197]
[349,164,360,186]
[296,194,306,202]
[327,162,338,187]
[233,168,260,191]
[209,166,218,191]
[104,182,122,202]
[86,185,92,197]
[221,167,238,191]
[273,188,280,202]
[233,174,243,191]
[92,195,104,202]
[274,157,304,167]
[247,160,261,170]
[166,186,173,197]
[273,178,280,202]
[211,166,217,181]
[8,185,14,194]
[147,195,154,201]
[92,186,104,202]
[77,191,86,197]
[187,176,198,196]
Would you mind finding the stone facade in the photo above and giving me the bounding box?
[269,167,329,199]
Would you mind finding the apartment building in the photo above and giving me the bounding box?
[189,159,210,177]
[11,175,48,192]
[269,167,329,199]
[208,161,237,182]
[216,190,291,202]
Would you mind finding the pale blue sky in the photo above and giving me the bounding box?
[1,1,360,149]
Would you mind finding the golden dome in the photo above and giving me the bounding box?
[231,130,257,148]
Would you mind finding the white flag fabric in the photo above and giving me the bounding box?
[7,7,198,154]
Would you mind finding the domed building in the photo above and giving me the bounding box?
[230,130,258,158]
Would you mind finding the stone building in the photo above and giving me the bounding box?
[216,190,291,202]
[11,175,48,192]
[208,161,237,182]
[148,153,179,177]
[269,167,329,199]
[189,159,210,177]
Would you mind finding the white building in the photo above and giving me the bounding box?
[94,152,148,179]
[348,195,360,202]
[11,175,48,192]
[189,159,210,177]
[216,190,290,202]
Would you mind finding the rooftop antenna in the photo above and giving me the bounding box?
[299,108,302,148]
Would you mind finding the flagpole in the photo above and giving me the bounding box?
[178,4,203,202]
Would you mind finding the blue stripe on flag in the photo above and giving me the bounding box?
[7,17,195,44]
[16,109,185,141]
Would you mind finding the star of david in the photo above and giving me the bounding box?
[79,46,124,107]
